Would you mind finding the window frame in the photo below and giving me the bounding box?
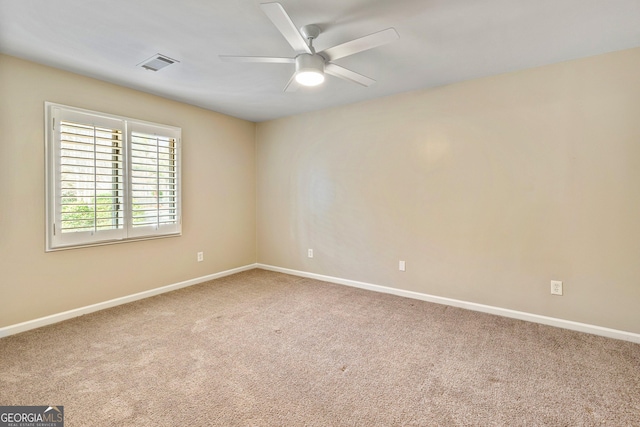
[45,102,182,251]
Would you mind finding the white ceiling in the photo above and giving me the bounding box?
[1,0,639,122]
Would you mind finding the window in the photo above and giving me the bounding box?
[45,103,181,250]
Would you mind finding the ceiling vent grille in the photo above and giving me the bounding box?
[138,54,179,71]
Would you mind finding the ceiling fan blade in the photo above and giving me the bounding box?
[283,73,299,92]
[320,28,399,62]
[325,63,376,87]
[260,2,312,54]
[219,55,294,64]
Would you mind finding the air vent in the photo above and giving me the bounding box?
[138,54,179,72]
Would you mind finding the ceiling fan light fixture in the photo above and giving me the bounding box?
[295,54,325,86]
[296,70,324,86]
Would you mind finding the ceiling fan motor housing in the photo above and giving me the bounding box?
[295,53,325,86]
[295,53,325,75]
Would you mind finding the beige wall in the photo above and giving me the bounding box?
[257,47,640,334]
[0,54,256,327]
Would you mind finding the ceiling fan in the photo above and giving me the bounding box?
[220,2,399,91]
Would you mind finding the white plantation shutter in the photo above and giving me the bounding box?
[128,122,181,238]
[49,107,127,248]
[46,103,181,250]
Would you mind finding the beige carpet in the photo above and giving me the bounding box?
[1,269,639,426]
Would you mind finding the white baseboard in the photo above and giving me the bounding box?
[257,264,640,344]
[4,262,638,344]
[0,263,258,338]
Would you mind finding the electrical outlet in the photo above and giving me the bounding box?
[308,249,313,258]
[399,260,406,271]
[550,280,563,296]
[197,252,204,262]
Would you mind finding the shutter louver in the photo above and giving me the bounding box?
[130,132,178,230]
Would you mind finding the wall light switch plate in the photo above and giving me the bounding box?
[399,260,406,271]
